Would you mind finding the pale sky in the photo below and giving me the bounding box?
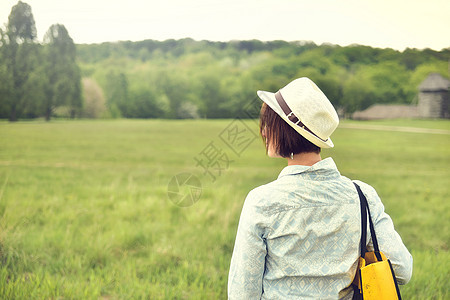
[1,0,449,51]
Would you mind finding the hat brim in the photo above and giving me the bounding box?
[257,90,334,148]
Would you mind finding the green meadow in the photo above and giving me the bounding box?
[0,119,449,299]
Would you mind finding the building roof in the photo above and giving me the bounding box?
[352,104,419,120]
[419,73,450,92]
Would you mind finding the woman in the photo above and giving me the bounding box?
[228,78,412,299]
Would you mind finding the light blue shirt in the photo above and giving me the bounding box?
[228,158,412,299]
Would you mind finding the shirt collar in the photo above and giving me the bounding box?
[277,157,339,179]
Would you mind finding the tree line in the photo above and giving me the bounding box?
[76,40,449,119]
[1,1,449,121]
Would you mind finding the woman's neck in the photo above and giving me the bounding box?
[287,152,322,166]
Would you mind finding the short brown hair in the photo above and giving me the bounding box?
[259,103,321,156]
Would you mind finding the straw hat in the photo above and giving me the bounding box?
[257,77,339,148]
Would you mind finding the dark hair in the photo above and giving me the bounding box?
[259,103,321,156]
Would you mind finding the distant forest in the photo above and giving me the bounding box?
[1,2,449,120]
[76,39,450,119]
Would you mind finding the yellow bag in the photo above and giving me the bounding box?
[352,183,402,300]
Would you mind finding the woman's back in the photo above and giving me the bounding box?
[259,159,359,298]
[229,158,360,299]
[228,158,412,299]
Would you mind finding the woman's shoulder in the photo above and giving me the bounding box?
[352,180,379,197]
[244,179,282,207]
[352,179,384,210]
[246,182,273,201]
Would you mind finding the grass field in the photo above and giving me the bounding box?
[0,118,449,299]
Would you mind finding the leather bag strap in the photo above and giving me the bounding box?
[354,183,382,261]
[354,183,368,258]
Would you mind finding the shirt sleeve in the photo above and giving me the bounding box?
[228,190,267,299]
[355,181,413,285]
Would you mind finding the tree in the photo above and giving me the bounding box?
[104,71,128,118]
[2,1,38,121]
[82,78,106,118]
[20,45,47,118]
[0,30,14,118]
[127,88,166,118]
[43,24,82,120]
[197,73,225,118]
[155,71,193,119]
[342,73,376,115]
[7,1,37,44]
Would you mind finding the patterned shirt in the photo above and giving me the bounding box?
[228,157,412,299]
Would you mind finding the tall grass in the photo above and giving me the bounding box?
[0,119,449,299]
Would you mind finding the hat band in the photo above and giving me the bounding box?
[275,91,328,142]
